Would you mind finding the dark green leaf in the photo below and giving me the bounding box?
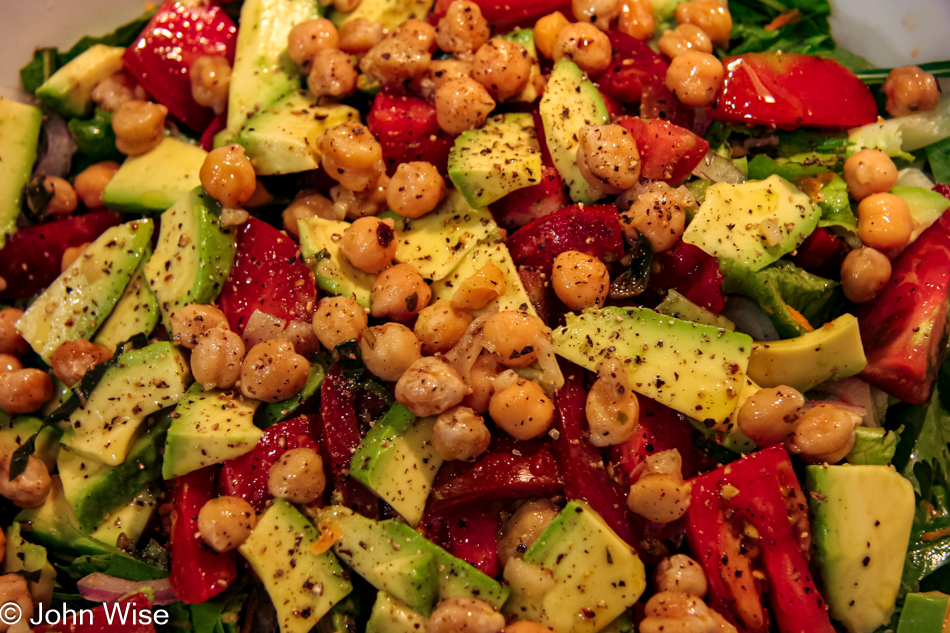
[20,49,59,95]
[333,339,364,383]
[13,569,43,584]
[813,47,876,73]
[692,434,742,465]
[747,154,832,181]
[9,433,37,480]
[609,232,652,299]
[68,109,123,173]
[927,135,950,186]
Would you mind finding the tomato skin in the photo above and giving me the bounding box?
[608,396,698,481]
[432,0,571,31]
[367,91,455,175]
[647,241,725,314]
[598,30,668,105]
[491,166,568,231]
[506,204,625,273]
[790,227,849,278]
[442,508,502,577]
[714,53,878,129]
[616,116,709,186]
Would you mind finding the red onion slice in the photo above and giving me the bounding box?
[691,150,746,184]
[33,113,76,180]
[77,573,177,605]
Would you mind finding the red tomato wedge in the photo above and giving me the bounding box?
[431,0,571,32]
[616,116,710,186]
[367,91,455,175]
[714,53,878,129]
[506,204,625,273]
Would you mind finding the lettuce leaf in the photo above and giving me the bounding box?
[846,426,899,466]
[745,156,856,229]
[927,135,950,186]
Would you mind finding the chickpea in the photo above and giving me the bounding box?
[283,190,340,239]
[551,250,610,311]
[534,12,571,60]
[360,37,432,87]
[436,1,491,56]
[418,59,474,100]
[308,48,359,99]
[0,369,53,415]
[462,352,503,414]
[360,322,423,381]
[415,300,473,355]
[268,447,326,504]
[472,39,532,101]
[840,247,892,304]
[240,339,310,402]
[553,23,613,75]
[658,23,713,58]
[843,148,898,201]
[331,174,390,220]
[736,385,804,447]
[786,404,861,464]
[111,99,167,155]
[884,65,941,117]
[452,263,507,310]
[200,145,257,209]
[61,242,92,272]
[0,574,33,633]
[435,77,496,134]
[675,0,732,45]
[0,354,23,374]
[573,0,622,30]
[628,473,691,523]
[497,499,559,566]
[340,217,397,274]
[338,18,386,55]
[0,308,30,357]
[489,373,555,440]
[91,70,147,111]
[169,304,229,349]
[618,0,656,40]
[371,263,432,321]
[74,161,121,209]
[319,121,385,192]
[655,554,708,597]
[586,358,639,447]
[0,454,51,509]
[393,19,438,54]
[666,51,723,107]
[191,328,246,390]
[190,55,231,115]
[35,176,78,216]
[857,192,914,251]
[334,0,361,12]
[433,405,492,461]
[387,161,446,219]
[396,356,471,416]
[639,592,721,633]
[50,338,110,387]
[312,296,367,350]
[288,19,340,68]
[619,182,690,253]
[576,124,641,200]
[197,496,257,553]
[482,310,548,368]
[505,624,553,633]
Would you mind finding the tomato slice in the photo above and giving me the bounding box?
[367,91,455,175]
[432,0,571,32]
[616,116,710,186]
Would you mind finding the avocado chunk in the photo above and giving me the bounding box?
[238,498,352,633]
[0,416,61,472]
[448,113,543,210]
[92,254,160,352]
[553,306,753,425]
[539,59,609,203]
[682,174,819,271]
[102,138,208,213]
[17,219,154,363]
[892,185,950,244]
[318,505,510,610]
[255,362,326,428]
[224,0,322,141]
[0,98,42,249]
[64,342,190,466]
[299,217,377,308]
[144,188,237,332]
[235,90,359,175]
[163,384,263,479]
[746,313,866,392]
[504,501,646,633]
[3,522,57,605]
[330,0,433,30]
[350,404,443,527]
[372,554,439,617]
[35,44,125,118]
[897,593,950,633]
[58,415,167,532]
[366,592,429,633]
[806,464,915,633]
[656,288,736,330]
[90,489,158,547]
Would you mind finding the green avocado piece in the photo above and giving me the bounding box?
[90,489,158,547]
[553,306,753,425]
[35,44,125,118]
[366,592,429,633]
[102,138,207,213]
[892,185,950,245]
[255,361,326,428]
[92,252,160,353]
[238,499,352,633]
[17,218,154,363]
[299,217,377,308]
[656,288,736,330]
[539,59,609,203]
[144,188,237,332]
[350,404,443,528]
[746,313,866,392]
[64,342,190,466]
[235,90,359,175]
[897,593,950,633]
[807,464,915,633]
[682,174,819,272]
[3,522,57,605]
[372,554,438,617]
[0,98,42,249]
[319,505,510,609]
[163,384,262,480]
[448,113,542,210]
[329,0,433,30]
[504,501,646,633]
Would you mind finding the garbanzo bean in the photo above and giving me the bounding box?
[240,339,310,402]
[0,454,51,509]
[288,18,340,67]
[496,499,559,565]
[432,405,492,461]
[451,263,507,310]
[618,182,692,253]
[74,161,121,209]
[840,247,892,304]
[393,19,438,54]
[666,50,723,107]
[472,38,532,101]
[414,300,473,355]
[360,37,432,87]
[0,354,23,374]
[534,12,571,60]
[395,356,471,416]
[61,242,92,272]
[627,473,692,523]
[884,65,941,117]
[91,70,147,111]
[736,385,804,447]
[200,145,257,209]
[586,358,639,446]
[319,121,385,192]
[190,55,231,115]
[436,0,491,56]
[387,161,445,218]
[0,369,53,415]
[418,59,474,100]
[489,372,555,440]
[618,0,656,39]
[111,99,167,155]
[0,308,30,357]
[341,217,397,274]
[551,250,610,311]
[330,174,390,220]
[360,322,423,381]
[675,0,732,44]
[282,190,340,239]
[197,496,257,553]
[428,598,506,633]
[338,17,386,55]
[435,77,496,134]
[857,192,914,251]
[267,447,327,504]
[191,328,246,390]
[843,148,898,201]
[462,352,503,414]
[308,48,358,99]
[0,574,34,632]
[572,0,622,30]
[371,263,432,321]
[654,554,708,597]
[576,124,641,200]
[482,311,548,368]
[312,296,368,350]
[553,22,613,75]
[169,304,229,349]
[786,404,861,464]
[658,23,713,58]
[37,176,78,216]
[50,338,110,388]
[639,592,723,633]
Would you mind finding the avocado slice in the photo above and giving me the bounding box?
[892,185,950,245]
[92,253,160,353]
[90,489,158,547]
[448,113,543,210]
[35,44,125,118]
[3,522,57,605]
[255,361,326,428]
[329,0,433,30]
[0,98,42,249]
[372,554,439,617]
[656,288,736,330]
[299,217,377,308]
[17,219,154,363]
[897,593,950,633]
[366,591,429,633]
[102,138,208,213]
[553,306,753,425]
[539,59,609,203]
[807,465,915,633]
[238,498,353,633]
[163,384,263,480]
[350,403,443,528]
[746,313,866,392]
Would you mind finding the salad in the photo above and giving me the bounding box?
[0,0,949,632]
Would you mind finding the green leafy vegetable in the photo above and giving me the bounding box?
[926,135,950,186]
[726,0,835,56]
[8,433,37,480]
[846,426,899,466]
[189,582,249,633]
[747,154,831,181]
[68,109,123,172]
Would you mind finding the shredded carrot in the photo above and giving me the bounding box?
[922,526,950,542]
[798,172,836,204]
[765,9,801,31]
[310,519,343,554]
[785,305,814,332]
